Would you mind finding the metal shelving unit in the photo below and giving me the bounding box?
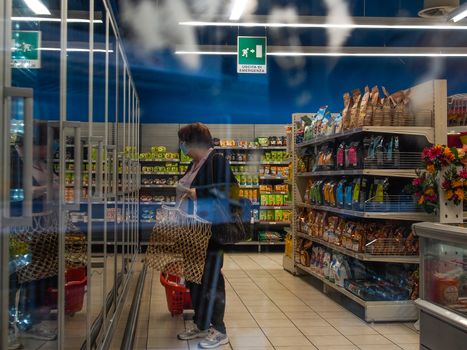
[289,80,449,322]
[295,263,418,322]
[295,231,419,264]
[296,202,435,221]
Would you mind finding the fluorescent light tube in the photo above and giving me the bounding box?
[451,9,467,22]
[229,0,248,21]
[35,48,113,53]
[179,20,467,30]
[23,0,51,15]
[175,50,467,57]
[12,16,103,23]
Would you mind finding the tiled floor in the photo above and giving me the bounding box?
[136,253,420,350]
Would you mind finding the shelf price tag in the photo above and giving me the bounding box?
[237,36,267,74]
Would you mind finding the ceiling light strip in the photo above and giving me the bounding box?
[12,16,103,23]
[175,50,467,57]
[179,20,467,30]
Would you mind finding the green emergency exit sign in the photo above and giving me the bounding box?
[11,31,41,69]
[237,36,267,74]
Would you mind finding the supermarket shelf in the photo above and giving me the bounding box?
[140,201,176,205]
[295,263,418,322]
[140,185,177,188]
[448,126,467,133]
[260,176,289,180]
[239,185,259,189]
[260,191,289,195]
[295,202,435,221]
[233,172,258,176]
[140,172,182,175]
[140,159,179,163]
[140,220,156,223]
[295,231,419,264]
[230,161,290,165]
[260,206,292,210]
[297,169,416,178]
[296,126,435,148]
[233,240,285,246]
[255,221,291,226]
[180,161,191,165]
[215,146,287,150]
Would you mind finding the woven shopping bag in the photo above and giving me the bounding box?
[11,211,59,284]
[145,201,212,284]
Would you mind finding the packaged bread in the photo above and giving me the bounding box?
[381,86,393,126]
[349,89,362,129]
[358,86,371,127]
[341,92,352,131]
[364,86,380,126]
[391,89,413,126]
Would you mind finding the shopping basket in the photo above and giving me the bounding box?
[46,266,87,316]
[160,272,192,316]
[146,199,212,284]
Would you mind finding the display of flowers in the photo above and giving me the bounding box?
[406,144,467,213]
[405,170,438,214]
[441,166,467,205]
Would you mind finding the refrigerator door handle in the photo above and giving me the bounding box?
[3,87,34,226]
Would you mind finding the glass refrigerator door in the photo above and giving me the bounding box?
[422,235,467,317]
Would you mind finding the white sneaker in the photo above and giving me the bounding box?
[8,330,22,350]
[199,328,229,349]
[177,324,209,340]
[21,323,57,341]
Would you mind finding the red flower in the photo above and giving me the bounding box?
[412,177,422,187]
[442,180,450,190]
[460,169,467,179]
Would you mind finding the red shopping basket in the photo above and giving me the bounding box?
[47,267,87,316]
[160,273,192,316]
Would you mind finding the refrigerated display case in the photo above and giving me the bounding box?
[413,222,467,350]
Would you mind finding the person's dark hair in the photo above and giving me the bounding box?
[178,122,213,148]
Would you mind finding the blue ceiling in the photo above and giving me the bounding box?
[10,0,467,125]
[116,0,467,124]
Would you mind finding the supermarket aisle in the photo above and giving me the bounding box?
[135,253,419,350]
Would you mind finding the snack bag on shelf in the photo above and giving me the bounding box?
[392,89,413,127]
[381,86,393,126]
[333,113,343,134]
[349,89,362,129]
[341,92,352,131]
[357,86,371,127]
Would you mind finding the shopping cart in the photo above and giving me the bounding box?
[160,273,192,316]
[46,266,87,316]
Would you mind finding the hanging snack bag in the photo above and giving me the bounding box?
[347,142,361,169]
[350,89,362,129]
[345,182,354,209]
[337,143,346,169]
[342,92,352,131]
[336,179,347,208]
[357,86,371,127]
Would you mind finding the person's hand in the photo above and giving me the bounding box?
[185,188,197,201]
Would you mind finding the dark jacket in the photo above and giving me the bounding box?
[186,151,238,250]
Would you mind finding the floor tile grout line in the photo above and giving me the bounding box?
[241,255,321,349]
[225,254,281,349]
[246,254,413,350]
[223,254,259,350]
[246,254,371,350]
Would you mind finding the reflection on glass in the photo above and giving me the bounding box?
[424,238,467,317]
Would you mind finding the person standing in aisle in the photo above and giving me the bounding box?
[175,122,238,349]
